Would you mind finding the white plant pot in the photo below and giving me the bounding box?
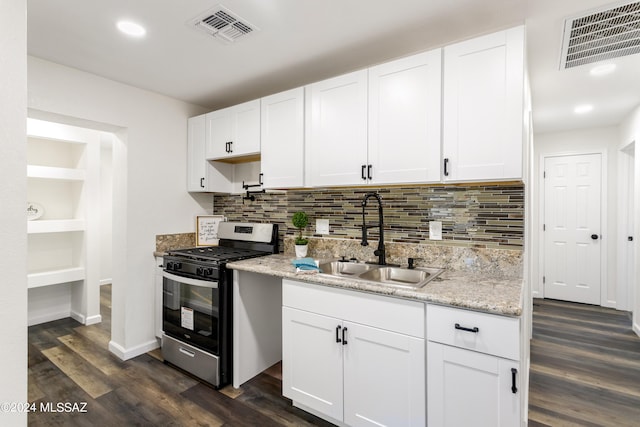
[295,244,308,258]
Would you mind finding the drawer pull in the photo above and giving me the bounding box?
[342,327,348,345]
[455,323,479,333]
[336,325,342,343]
[179,347,195,358]
[511,368,518,394]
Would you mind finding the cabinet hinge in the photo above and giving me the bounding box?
[543,224,546,231]
[543,171,546,178]
[543,276,546,284]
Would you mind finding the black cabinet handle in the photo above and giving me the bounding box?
[591,234,599,240]
[259,173,264,186]
[511,368,518,394]
[336,325,342,343]
[367,164,372,180]
[342,327,348,345]
[444,158,450,176]
[455,323,479,333]
[200,177,205,188]
[361,165,367,180]
[228,141,233,153]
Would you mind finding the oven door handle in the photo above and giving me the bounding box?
[162,271,218,289]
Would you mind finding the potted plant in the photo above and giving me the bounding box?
[291,211,309,258]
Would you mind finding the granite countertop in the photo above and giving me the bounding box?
[227,254,523,317]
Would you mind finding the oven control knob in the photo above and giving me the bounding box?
[203,268,214,277]
[172,262,182,271]
[196,267,204,276]
[166,262,173,270]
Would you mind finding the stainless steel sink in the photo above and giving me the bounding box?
[319,261,373,276]
[318,261,443,289]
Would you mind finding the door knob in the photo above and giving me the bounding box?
[591,234,599,240]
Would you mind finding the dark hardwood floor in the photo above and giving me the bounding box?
[28,285,333,427]
[28,287,640,426]
[528,299,640,427]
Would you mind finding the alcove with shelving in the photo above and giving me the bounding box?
[27,118,101,326]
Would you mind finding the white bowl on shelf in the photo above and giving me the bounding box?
[27,202,44,220]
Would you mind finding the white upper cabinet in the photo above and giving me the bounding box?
[189,27,526,190]
[306,50,442,188]
[443,26,525,182]
[368,49,442,184]
[206,99,261,161]
[261,87,305,189]
[307,70,369,187]
[187,114,208,191]
[187,114,233,193]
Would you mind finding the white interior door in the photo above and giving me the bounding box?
[543,154,602,305]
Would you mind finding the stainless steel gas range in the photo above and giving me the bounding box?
[161,222,278,388]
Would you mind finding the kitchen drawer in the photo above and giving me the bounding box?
[283,279,425,338]
[427,304,519,360]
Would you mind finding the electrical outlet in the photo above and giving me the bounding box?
[316,219,330,235]
[429,221,442,240]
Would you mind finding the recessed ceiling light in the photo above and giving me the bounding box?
[589,63,616,76]
[116,20,146,37]
[574,104,594,114]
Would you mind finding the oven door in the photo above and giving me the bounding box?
[162,270,220,355]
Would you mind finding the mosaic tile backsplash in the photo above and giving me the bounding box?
[213,183,524,252]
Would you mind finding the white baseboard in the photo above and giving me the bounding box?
[28,310,70,327]
[70,310,85,325]
[633,321,640,338]
[109,339,159,361]
[85,314,102,325]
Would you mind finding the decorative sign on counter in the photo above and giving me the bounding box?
[196,215,226,246]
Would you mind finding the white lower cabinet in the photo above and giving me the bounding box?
[343,322,425,427]
[427,342,520,427]
[426,304,522,427]
[282,279,425,426]
[283,307,344,421]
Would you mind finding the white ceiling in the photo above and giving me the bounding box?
[27,0,640,135]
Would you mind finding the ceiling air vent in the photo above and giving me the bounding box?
[190,5,258,43]
[560,1,640,69]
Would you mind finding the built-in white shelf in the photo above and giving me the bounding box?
[28,219,85,234]
[28,267,85,289]
[27,118,101,327]
[27,165,85,181]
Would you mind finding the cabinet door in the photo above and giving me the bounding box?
[427,342,520,427]
[205,108,233,159]
[187,114,207,191]
[343,322,425,427]
[231,99,261,157]
[188,114,233,193]
[307,70,368,187]
[282,307,344,422]
[443,26,524,182]
[261,88,304,188]
[368,49,442,185]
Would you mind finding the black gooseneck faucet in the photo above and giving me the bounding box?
[361,192,386,265]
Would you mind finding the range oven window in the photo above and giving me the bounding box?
[163,274,221,355]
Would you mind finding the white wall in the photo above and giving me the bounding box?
[620,106,640,335]
[0,0,28,424]
[532,126,620,307]
[100,134,113,285]
[28,56,211,359]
